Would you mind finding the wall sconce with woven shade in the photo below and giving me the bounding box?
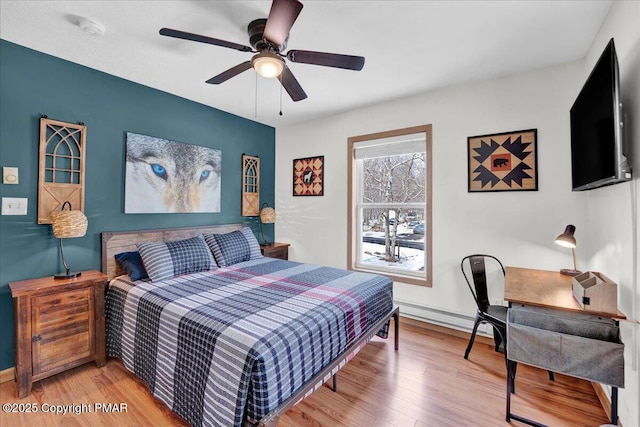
[259,202,276,246]
[554,224,582,277]
[51,201,88,279]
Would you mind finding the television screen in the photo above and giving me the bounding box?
[570,38,630,191]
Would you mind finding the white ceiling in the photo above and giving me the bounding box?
[0,1,612,128]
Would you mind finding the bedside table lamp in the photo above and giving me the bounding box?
[51,201,88,279]
[554,224,581,277]
[259,203,276,245]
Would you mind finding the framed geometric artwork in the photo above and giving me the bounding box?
[467,129,538,192]
[293,155,324,196]
[124,132,222,213]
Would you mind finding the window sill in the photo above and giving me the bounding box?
[351,266,431,287]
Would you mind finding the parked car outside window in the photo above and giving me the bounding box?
[413,223,425,235]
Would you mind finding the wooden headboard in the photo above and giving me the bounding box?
[101,223,247,280]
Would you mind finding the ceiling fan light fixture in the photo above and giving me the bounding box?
[252,52,285,78]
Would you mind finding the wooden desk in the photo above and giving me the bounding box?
[504,266,625,426]
[504,266,626,319]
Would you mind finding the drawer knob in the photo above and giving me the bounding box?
[32,334,42,342]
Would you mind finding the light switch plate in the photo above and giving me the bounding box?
[1,197,28,215]
[3,167,19,184]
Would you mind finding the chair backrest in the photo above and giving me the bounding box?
[461,254,505,313]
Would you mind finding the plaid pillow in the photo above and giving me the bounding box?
[137,236,217,282]
[203,227,262,267]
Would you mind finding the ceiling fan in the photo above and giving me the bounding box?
[159,0,365,102]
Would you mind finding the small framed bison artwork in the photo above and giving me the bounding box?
[467,129,538,192]
[293,155,324,196]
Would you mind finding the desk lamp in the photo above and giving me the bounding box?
[259,202,276,245]
[554,224,581,277]
[51,201,88,279]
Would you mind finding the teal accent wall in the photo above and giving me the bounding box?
[0,40,275,370]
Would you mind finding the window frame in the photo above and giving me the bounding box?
[347,124,433,287]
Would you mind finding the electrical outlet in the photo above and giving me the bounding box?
[1,197,28,215]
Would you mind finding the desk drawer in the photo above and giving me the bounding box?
[507,304,624,388]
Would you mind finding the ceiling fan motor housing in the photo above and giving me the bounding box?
[248,18,287,51]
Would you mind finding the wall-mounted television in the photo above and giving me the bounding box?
[570,38,632,191]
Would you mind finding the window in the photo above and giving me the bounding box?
[348,125,432,286]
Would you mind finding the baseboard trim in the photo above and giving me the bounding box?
[0,367,14,384]
[395,298,493,338]
[400,314,494,346]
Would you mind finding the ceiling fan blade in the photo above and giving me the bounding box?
[278,67,307,101]
[160,28,253,52]
[287,50,365,71]
[263,0,303,48]
[206,61,253,84]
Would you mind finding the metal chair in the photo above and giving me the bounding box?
[461,254,555,390]
[461,254,508,359]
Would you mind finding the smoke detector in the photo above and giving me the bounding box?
[79,18,106,36]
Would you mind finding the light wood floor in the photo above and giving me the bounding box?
[0,319,610,427]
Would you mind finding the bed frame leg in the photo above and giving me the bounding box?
[332,374,337,392]
[393,307,400,351]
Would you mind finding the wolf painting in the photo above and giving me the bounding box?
[125,132,222,213]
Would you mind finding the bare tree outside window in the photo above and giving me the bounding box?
[362,153,425,262]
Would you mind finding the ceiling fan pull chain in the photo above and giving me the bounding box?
[279,83,283,116]
[255,72,258,119]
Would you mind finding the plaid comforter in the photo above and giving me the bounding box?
[105,257,393,427]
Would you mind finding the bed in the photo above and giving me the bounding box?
[102,224,399,427]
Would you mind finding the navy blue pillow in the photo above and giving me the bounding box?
[114,251,149,281]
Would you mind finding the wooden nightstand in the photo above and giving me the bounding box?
[8,270,107,398]
[260,242,290,260]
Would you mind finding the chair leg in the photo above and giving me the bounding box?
[492,326,504,352]
[548,371,554,381]
[464,316,481,359]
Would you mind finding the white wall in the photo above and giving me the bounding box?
[275,2,639,424]
[276,60,586,326]
[581,1,640,426]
